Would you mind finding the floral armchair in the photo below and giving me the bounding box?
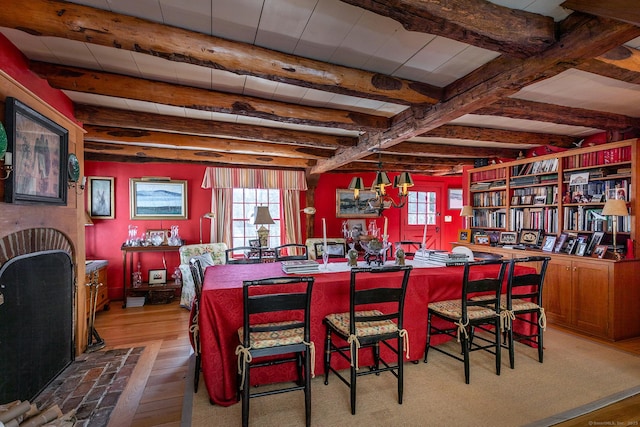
[178,243,227,308]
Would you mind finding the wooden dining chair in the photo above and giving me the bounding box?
[236,276,315,427]
[188,259,204,392]
[323,265,413,415]
[225,247,262,264]
[423,259,508,384]
[274,243,308,261]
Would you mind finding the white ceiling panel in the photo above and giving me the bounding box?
[255,0,318,53]
[210,0,263,43]
[104,0,165,23]
[452,114,601,137]
[159,0,212,34]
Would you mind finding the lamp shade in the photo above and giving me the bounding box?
[253,206,275,225]
[393,172,414,188]
[373,171,391,188]
[348,177,365,191]
[601,199,628,216]
[460,205,474,217]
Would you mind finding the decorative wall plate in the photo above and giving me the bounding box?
[68,153,80,182]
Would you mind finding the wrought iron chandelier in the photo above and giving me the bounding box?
[348,152,414,216]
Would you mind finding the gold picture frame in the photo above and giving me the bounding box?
[336,189,379,218]
[458,229,471,243]
[130,178,188,220]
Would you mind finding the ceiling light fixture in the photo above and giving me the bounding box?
[348,149,413,216]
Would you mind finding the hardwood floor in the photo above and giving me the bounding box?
[94,301,640,426]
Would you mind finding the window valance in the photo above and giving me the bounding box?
[201,167,307,190]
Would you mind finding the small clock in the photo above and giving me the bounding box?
[68,153,80,182]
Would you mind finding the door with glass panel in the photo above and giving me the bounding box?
[402,185,442,250]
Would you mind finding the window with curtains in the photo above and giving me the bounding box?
[231,188,281,248]
[407,191,437,225]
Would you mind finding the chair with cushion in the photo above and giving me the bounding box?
[225,246,262,264]
[274,243,309,261]
[423,259,508,384]
[188,259,204,392]
[503,256,550,368]
[323,265,413,415]
[313,241,346,259]
[178,243,228,308]
[236,276,315,427]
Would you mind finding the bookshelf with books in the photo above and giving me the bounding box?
[460,138,640,341]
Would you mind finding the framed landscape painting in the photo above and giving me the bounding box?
[130,178,188,220]
[336,189,379,218]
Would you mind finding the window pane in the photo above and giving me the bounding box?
[231,188,281,248]
[407,191,437,225]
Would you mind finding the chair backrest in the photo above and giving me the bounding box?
[506,256,550,308]
[225,246,262,264]
[241,276,315,348]
[189,258,204,298]
[395,241,422,256]
[461,259,508,321]
[275,244,309,261]
[348,265,413,334]
[179,243,228,265]
[314,241,346,259]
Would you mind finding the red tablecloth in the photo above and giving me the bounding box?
[198,261,534,406]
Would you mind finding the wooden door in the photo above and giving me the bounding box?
[542,257,572,327]
[401,184,443,250]
[571,258,609,337]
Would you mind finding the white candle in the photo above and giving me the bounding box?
[322,218,327,247]
[422,222,427,248]
[383,217,388,238]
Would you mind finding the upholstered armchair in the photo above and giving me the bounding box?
[178,243,227,308]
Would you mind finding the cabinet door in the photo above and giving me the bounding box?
[542,258,572,326]
[571,259,609,337]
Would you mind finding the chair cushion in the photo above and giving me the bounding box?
[428,299,497,321]
[325,310,398,337]
[238,320,304,349]
[471,295,542,312]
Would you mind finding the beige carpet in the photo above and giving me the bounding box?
[188,328,640,426]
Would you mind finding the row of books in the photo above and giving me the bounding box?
[567,179,630,203]
[512,185,557,205]
[563,206,630,232]
[470,168,507,182]
[562,146,632,169]
[471,209,506,229]
[511,157,559,176]
[472,190,506,207]
[509,207,558,234]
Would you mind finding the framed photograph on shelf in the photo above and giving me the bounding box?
[576,242,588,256]
[487,231,501,245]
[498,231,518,245]
[336,189,379,218]
[519,229,541,247]
[87,177,115,219]
[148,269,167,285]
[541,235,556,252]
[553,233,568,252]
[249,239,261,248]
[4,97,69,205]
[592,245,608,259]
[146,229,168,245]
[448,188,463,210]
[473,234,490,245]
[565,237,577,255]
[130,178,188,220]
[458,229,471,243]
[586,231,605,256]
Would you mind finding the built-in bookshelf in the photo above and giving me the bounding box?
[466,139,637,256]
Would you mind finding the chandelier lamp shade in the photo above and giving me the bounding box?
[348,170,414,215]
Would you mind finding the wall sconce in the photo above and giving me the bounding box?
[199,212,215,244]
[67,153,85,192]
[1,152,13,180]
[301,207,316,215]
[68,175,87,193]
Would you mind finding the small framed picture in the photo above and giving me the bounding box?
[487,231,501,245]
[586,231,605,256]
[519,229,541,246]
[499,231,518,245]
[148,269,167,285]
[565,238,577,254]
[541,235,556,252]
[87,176,115,219]
[146,229,168,245]
[553,233,568,252]
[592,245,608,258]
[576,242,588,256]
[249,239,261,248]
[474,234,490,245]
[458,229,471,243]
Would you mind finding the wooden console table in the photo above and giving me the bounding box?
[121,244,182,307]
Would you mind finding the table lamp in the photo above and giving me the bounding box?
[601,198,628,257]
[460,205,473,229]
[199,212,215,243]
[253,206,274,247]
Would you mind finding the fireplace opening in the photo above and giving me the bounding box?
[0,230,75,404]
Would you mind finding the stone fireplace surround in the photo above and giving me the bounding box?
[0,228,76,403]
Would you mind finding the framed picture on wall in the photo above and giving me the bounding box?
[4,97,69,205]
[448,188,463,209]
[130,178,188,220]
[336,189,379,218]
[87,177,115,219]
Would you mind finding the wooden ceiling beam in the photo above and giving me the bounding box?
[84,125,334,159]
[475,98,640,130]
[417,125,576,147]
[76,105,356,149]
[84,142,314,168]
[340,0,555,58]
[310,14,640,174]
[386,142,520,159]
[31,62,389,131]
[577,46,640,84]
[2,0,441,105]
[561,0,640,26]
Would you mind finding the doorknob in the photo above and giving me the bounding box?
[435,226,440,232]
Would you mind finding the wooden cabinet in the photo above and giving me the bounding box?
[85,260,110,315]
[452,242,640,341]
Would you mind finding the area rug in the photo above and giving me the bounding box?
[33,346,145,427]
[188,328,640,426]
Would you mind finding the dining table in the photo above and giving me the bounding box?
[197,259,535,406]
